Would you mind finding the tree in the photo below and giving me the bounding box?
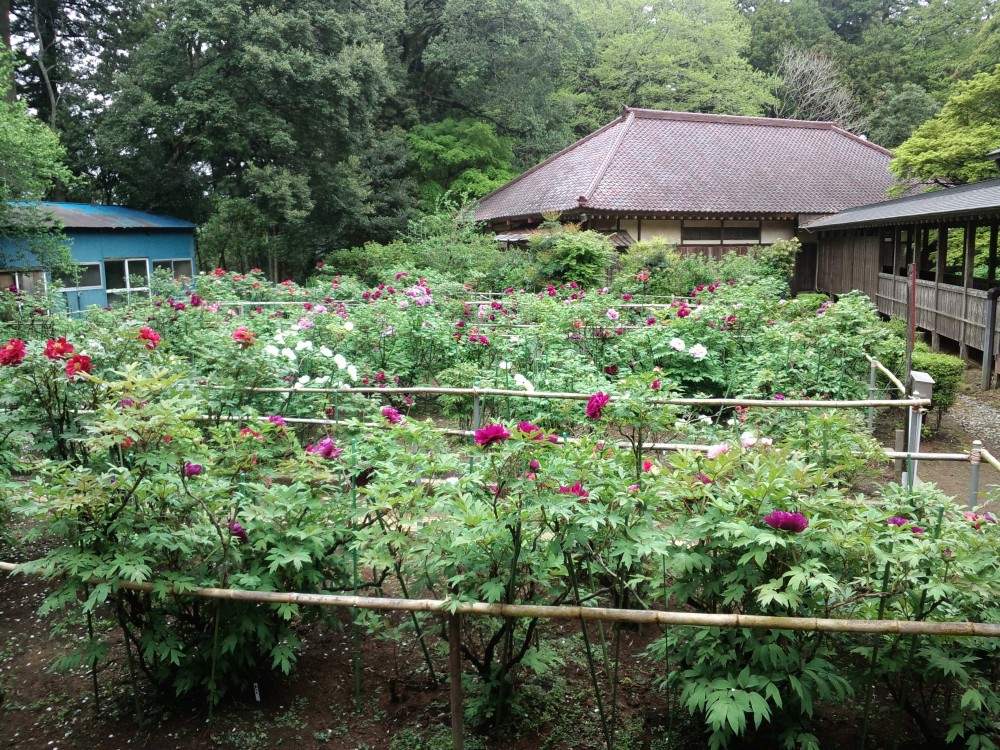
[0,52,73,270]
[775,46,866,132]
[406,118,516,205]
[572,0,775,127]
[891,67,1000,187]
[867,83,940,148]
[92,0,395,277]
[744,0,842,74]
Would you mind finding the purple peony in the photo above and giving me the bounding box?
[268,415,287,428]
[381,406,404,425]
[183,462,203,478]
[306,437,342,459]
[228,520,249,544]
[887,516,909,527]
[474,423,510,447]
[586,391,611,420]
[763,510,809,533]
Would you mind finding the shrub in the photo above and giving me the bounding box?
[910,349,966,428]
[528,226,615,289]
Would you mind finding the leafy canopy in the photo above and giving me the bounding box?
[891,66,1000,187]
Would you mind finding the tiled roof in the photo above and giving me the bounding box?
[475,108,895,223]
[41,202,196,230]
[804,178,1000,230]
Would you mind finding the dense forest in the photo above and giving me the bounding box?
[1,0,999,276]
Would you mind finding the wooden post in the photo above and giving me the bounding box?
[448,614,465,750]
[960,222,976,359]
[933,226,946,351]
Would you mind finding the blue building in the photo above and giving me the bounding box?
[0,203,196,311]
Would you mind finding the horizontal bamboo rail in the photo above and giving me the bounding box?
[208,385,929,409]
[1,561,996,637]
[981,449,1000,473]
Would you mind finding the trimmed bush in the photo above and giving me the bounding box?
[911,349,966,428]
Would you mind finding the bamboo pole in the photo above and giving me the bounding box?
[2,562,998,638]
[980,448,1000,473]
[206,385,928,409]
[864,354,907,397]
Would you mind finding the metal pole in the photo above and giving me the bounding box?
[969,440,983,509]
[893,429,905,484]
[868,358,878,432]
[905,403,923,486]
[471,382,482,432]
[449,614,465,750]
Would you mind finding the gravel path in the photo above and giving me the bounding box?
[950,392,1000,454]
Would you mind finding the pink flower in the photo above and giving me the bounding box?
[381,406,404,425]
[694,472,712,485]
[231,326,257,348]
[627,484,640,492]
[763,510,809,533]
[642,460,654,473]
[268,415,287,428]
[558,482,590,501]
[740,432,758,448]
[306,437,342,459]
[606,308,620,321]
[586,391,611,420]
[706,443,730,459]
[651,379,661,390]
[911,526,926,535]
[474,423,510,447]
[773,394,785,400]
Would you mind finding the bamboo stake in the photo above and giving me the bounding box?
[4,562,999,638]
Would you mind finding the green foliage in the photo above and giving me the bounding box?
[891,66,1000,188]
[867,84,941,149]
[406,119,516,206]
[529,227,615,289]
[910,349,966,428]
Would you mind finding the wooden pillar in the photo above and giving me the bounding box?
[960,221,976,359]
[933,225,946,351]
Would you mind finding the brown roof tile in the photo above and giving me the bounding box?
[475,108,896,223]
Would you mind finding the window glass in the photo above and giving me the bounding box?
[722,225,760,242]
[127,258,149,283]
[53,264,102,289]
[681,223,722,242]
[105,260,127,289]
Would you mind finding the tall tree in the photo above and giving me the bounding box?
[744,0,842,74]
[775,47,866,132]
[571,0,775,128]
[0,51,73,269]
[93,0,394,276]
[891,66,1000,187]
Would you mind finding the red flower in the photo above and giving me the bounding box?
[558,482,590,502]
[231,326,257,348]
[43,337,74,360]
[0,338,27,366]
[137,327,161,350]
[65,354,92,380]
[240,427,264,441]
[586,391,610,420]
[474,423,510,447]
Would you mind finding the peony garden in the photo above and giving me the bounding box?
[1,238,999,750]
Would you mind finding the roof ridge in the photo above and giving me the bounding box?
[836,177,1000,214]
[581,109,635,206]
[474,113,628,210]
[624,107,834,129]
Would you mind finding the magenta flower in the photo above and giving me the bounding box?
[558,482,590,501]
[763,510,809,533]
[586,391,611,420]
[694,472,713,485]
[183,462,203,478]
[529,459,541,471]
[228,520,249,544]
[306,437,342,459]
[887,516,909,527]
[382,406,404,425]
[911,526,926,535]
[268,415,287,428]
[773,393,785,400]
[474,423,510,447]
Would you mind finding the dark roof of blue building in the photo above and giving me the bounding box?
[804,178,1000,230]
[39,202,196,230]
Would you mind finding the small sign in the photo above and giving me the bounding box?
[253,683,261,702]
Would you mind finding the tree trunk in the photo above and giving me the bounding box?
[0,0,12,102]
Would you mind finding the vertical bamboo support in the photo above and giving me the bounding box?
[906,404,923,486]
[448,614,465,750]
[969,440,983,509]
[472,382,482,433]
[350,441,362,712]
[867,358,878,433]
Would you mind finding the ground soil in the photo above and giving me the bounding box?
[3,371,998,750]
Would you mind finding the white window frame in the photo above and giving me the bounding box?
[53,262,103,291]
[151,258,195,278]
[105,257,151,303]
[0,268,48,294]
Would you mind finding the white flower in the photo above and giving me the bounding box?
[274,333,286,345]
[314,375,330,385]
[281,347,297,362]
[689,343,708,360]
[513,373,535,392]
[498,361,512,370]
[295,375,310,388]
[319,345,334,358]
[698,414,712,424]
[347,364,358,382]
[333,353,347,370]
[741,431,758,448]
[295,340,313,351]
[669,337,685,351]
[263,344,280,357]
[760,437,773,447]
[343,320,354,331]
